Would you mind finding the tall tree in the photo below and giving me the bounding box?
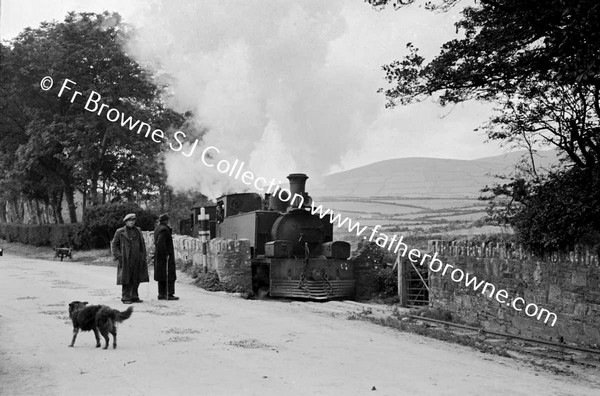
[370,0,600,166]
[368,0,600,251]
[1,12,186,223]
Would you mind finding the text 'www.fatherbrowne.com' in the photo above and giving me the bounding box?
[309,203,558,327]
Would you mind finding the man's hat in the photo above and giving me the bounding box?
[123,213,136,222]
[159,213,169,222]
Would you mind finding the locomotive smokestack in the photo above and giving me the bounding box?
[287,173,308,197]
[286,173,311,210]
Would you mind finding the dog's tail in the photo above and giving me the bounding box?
[117,306,134,322]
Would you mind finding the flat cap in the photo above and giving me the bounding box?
[159,213,169,222]
[123,213,136,222]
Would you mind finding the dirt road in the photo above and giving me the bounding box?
[0,254,598,396]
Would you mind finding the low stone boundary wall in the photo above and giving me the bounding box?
[209,238,251,292]
[428,240,600,347]
[142,231,207,270]
[142,232,251,291]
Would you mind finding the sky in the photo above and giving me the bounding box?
[1,0,508,196]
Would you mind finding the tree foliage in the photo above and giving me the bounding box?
[482,167,600,253]
[83,202,156,248]
[145,189,212,234]
[368,0,600,251]
[0,12,188,224]
[512,168,600,254]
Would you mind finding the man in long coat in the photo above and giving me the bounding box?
[154,213,179,300]
[111,213,149,304]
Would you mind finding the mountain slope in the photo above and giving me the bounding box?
[312,150,561,198]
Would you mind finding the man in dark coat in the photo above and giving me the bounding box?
[111,213,149,304]
[154,213,179,300]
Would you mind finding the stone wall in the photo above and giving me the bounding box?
[428,240,600,347]
[209,238,252,292]
[142,232,251,292]
[142,231,208,270]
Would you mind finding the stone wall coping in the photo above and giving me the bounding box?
[428,240,599,266]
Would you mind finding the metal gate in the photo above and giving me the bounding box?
[394,253,429,307]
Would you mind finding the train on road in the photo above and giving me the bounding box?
[182,173,355,300]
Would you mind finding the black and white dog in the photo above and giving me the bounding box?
[68,301,133,349]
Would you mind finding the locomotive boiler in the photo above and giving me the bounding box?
[197,173,355,300]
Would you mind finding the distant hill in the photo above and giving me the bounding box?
[311,150,561,199]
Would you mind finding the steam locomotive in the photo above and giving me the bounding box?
[184,173,355,300]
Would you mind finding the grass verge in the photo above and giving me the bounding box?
[348,307,511,358]
[0,238,114,266]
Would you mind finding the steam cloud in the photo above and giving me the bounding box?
[126,0,386,198]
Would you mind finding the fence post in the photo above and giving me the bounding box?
[198,207,210,273]
[395,252,407,307]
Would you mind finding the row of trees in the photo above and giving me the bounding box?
[0,12,204,227]
[370,0,600,253]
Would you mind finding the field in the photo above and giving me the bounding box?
[313,196,505,250]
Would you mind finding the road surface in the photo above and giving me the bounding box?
[0,253,598,395]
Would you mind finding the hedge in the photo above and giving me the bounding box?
[0,203,158,250]
[0,223,87,248]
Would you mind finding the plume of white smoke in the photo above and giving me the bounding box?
[124,1,409,198]
[5,1,479,200]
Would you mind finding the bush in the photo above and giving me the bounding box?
[373,266,398,299]
[83,203,156,248]
[351,240,397,299]
[350,240,391,268]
